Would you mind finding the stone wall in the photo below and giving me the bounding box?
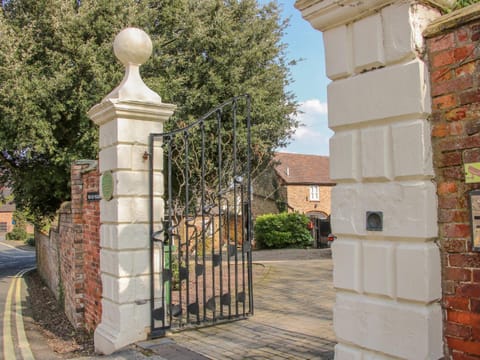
[425,4,480,357]
[36,161,101,331]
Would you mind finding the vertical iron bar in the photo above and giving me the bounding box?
[216,110,224,319]
[232,99,239,317]
[200,121,207,322]
[240,183,246,317]
[226,199,231,318]
[211,214,216,322]
[183,130,190,326]
[246,95,254,315]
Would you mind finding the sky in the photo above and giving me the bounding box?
[262,1,332,156]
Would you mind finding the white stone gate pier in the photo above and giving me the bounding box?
[88,28,175,354]
[296,0,453,358]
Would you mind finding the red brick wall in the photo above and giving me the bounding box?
[0,211,13,232]
[36,161,101,332]
[426,12,480,358]
[81,168,101,332]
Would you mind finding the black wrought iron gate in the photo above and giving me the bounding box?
[149,95,253,337]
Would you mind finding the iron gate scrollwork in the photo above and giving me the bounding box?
[149,95,253,337]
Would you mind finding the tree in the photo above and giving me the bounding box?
[0,0,297,224]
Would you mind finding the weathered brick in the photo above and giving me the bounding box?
[445,280,457,295]
[438,182,458,195]
[439,209,469,223]
[474,270,480,282]
[471,299,480,314]
[464,148,480,163]
[452,350,480,360]
[447,337,480,356]
[439,196,461,209]
[438,152,463,168]
[434,94,458,110]
[465,120,480,136]
[429,33,455,52]
[445,295,471,311]
[432,68,453,83]
[455,45,475,62]
[445,268,472,281]
[444,239,468,253]
[450,122,465,136]
[456,62,476,77]
[443,166,465,180]
[432,77,474,97]
[445,321,472,338]
[446,108,467,122]
[471,327,480,341]
[457,284,480,299]
[433,50,456,68]
[449,254,480,268]
[433,123,449,137]
[457,28,470,42]
[439,134,480,152]
[471,24,480,41]
[448,309,480,327]
[460,89,480,105]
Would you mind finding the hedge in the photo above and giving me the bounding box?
[254,212,313,249]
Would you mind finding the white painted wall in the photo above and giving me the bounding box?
[88,28,175,355]
[295,1,451,358]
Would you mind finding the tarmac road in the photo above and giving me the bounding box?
[0,240,36,360]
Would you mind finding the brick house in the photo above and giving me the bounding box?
[252,152,334,246]
[0,187,15,233]
[273,152,333,216]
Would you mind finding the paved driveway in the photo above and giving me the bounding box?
[142,248,335,359]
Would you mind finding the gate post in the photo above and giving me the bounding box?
[295,0,453,358]
[88,28,175,354]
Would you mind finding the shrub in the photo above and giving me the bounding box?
[26,236,35,247]
[6,210,30,242]
[6,226,27,241]
[254,212,313,249]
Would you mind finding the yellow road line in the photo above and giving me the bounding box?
[16,270,35,360]
[3,275,17,360]
[2,268,37,360]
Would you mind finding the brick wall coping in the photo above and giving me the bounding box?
[424,2,480,38]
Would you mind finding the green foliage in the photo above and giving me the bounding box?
[0,0,297,224]
[454,0,480,10]
[254,212,313,249]
[25,236,35,247]
[6,210,28,241]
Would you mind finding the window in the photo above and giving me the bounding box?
[309,186,319,201]
[0,222,6,232]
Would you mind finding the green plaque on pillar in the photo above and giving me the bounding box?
[102,171,114,201]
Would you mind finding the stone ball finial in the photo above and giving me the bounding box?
[113,27,152,66]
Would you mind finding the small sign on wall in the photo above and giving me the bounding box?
[469,190,480,252]
[87,192,101,202]
[465,162,480,183]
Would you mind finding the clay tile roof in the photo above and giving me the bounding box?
[274,152,334,185]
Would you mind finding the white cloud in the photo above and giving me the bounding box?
[281,98,332,155]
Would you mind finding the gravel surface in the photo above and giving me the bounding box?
[24,271,95,358]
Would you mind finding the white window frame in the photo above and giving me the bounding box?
[309,185,319,201]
